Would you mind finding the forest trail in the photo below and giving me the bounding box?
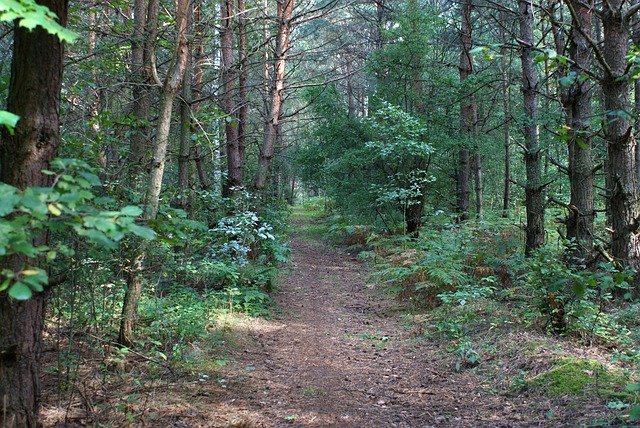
[169,216,531,428]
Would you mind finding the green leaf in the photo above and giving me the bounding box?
[129,224,156,240]
[8,281,32,300]
[120,206,143,217]
[0,110,19,134]
[630,406,640,421]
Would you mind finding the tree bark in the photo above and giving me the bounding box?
[601,1,640,270]
[519,0,545,256]
[177,1,194,211]
[457,0,474,221]
[500,9,511,218]
[254,0,294,191]
[0,1,68,425]
[565,0,594,261]
[221,0,241,196]
[129,0,157,172]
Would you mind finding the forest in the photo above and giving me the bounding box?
[2,0,640,426]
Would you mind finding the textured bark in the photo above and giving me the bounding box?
[519,0,545,256]
[456,0,474,222]
[254,0,294,191]
[221,0,241,196]
[129,0,156,172]
[565,0,594,261]
[0,1,67,425]
[601,1,640,270]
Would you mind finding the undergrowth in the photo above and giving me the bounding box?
[309,205,640,422]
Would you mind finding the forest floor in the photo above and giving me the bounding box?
[41,213,629,427]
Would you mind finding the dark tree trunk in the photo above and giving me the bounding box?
[519,0,545,256]
[129,0,156,172]
[457,0,474,222]
[221,0,241,196]
[0,1,68,425]
[601,1,640,270]
[500,9,511,218]
[405,197,425,238]
[565,0,595,261]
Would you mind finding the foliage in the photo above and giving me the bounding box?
[0,0,78,42]
[0,159,154,300]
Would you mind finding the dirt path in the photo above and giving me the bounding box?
[184,225,534,428]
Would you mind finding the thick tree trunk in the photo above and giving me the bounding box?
[519,0,545,256]
[601,1,640,270]
[565,0,594,261]
[254,0,294,191]
[221,0,241,196]
[457,0,474,221]
[0,1,68,425]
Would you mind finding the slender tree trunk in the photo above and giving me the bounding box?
[254,0,294,191]
[177,2,194,211]
[457,0,474,221]
[501,10,511,218]
[519,0,545,256]
[473,152,482,220]
[119,0,190,346]
[0,1,68,425]
[221,0,241,196]
[237,0,248,181]
[601,1,640,270]
[565,0,594,261]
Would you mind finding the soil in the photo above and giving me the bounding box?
[41,220,621,427]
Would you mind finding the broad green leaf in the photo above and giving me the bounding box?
[120,206,143,217]
[8,281,32,300]
[129,224,156,240]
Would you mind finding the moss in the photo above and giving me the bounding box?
[528,357,633,400]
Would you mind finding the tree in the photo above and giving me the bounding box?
[456,0,473,222]
[518,0,545,256]
[599,1,640,270]
[119,0,191,347]
[564,0,594,261]
[254,0,295,191]
[0,1,69,425]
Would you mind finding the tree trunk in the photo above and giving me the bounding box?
[501,9,511,218]
[129,0,156,172]
[519,0,545,256]
[0,1,68,425]
[601,1,640,270]
[237,0,248,182]
[221,0,241,196]
[177,1,194,211]
[119,0,190,347]
[254,0,294,191]
[565,0,594,261]
[457,0,474,221]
